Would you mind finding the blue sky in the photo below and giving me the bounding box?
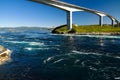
[0,0,120,27]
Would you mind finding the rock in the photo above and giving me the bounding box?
[0,45,6,53]
[0,45,11,57]
[0,45,11,64]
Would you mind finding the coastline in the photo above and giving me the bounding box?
[52,25,120,35]
[57,32,120,35]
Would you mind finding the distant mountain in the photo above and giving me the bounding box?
[0,27,52,30]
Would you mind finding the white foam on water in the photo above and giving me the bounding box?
[72,50,120,60]
[114,56,120,59]
[5,41,30,44]
[53,59,64,64]
[115,77,120,80]
[24,47,49,51]
[74,59,80,64]
[52,34,120,39]
[89,66,97,71]
[5,41,45,46]
[24,47,33,51]
[72,50,102,56]
[81,61,86,67]
[29,42,44,46]
[80,35,120,39]
[43,56,54,64]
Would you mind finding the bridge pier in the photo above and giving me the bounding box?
[67,11,72,30]
[111,19,114,27]
[99,16,103,26]
[117,22,120,27]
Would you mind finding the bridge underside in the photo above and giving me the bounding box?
[30,0,120,30]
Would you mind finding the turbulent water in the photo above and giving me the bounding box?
[0,27,120,80]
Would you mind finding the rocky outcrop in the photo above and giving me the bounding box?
[52,24,120,35]
[52,25,67,34]
[0,45,11,56]
[0,45,11,64]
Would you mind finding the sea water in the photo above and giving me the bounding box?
[0,27,120,80]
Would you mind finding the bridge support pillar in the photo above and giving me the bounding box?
[67,11,72,30]
[117,22,119,27]
[99,16,103,26]
[111,19,114,27]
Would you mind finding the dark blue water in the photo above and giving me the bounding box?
[0,28,120,80]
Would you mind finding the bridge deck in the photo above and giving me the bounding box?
[30,0,119,29]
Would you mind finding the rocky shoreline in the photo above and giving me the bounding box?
[52,25,120,35]
[52,29,120,35]
[0,45,11,64]
[67,32,120,35]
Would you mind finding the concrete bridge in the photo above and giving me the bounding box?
[30,0,120,30]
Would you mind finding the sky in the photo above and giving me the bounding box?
[0,0,120,27]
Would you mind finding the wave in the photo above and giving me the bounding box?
[53,59,64,64]
[43,56,64,64]
[115,77,120,80]
[83,35,120,39]
[114,56,120,59]
[74,59,80,64]
[72,50,120,59]
[52,34,120,39]
[42,51,120,70]
[4,41,30,44]
[24,47,49,51]
[4,41,45,46]
[29,42,44,46]
[43,51,103,64]
[24,47,33,51]
[72,50,102,56]
[43,56,54,64]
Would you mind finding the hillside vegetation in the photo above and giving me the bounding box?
[52,24,120,35]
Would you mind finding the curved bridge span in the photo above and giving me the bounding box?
[30,0,120,30]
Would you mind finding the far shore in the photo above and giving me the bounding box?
[54,32,120,35]
[52,24,120,35]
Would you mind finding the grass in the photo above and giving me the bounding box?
[52,24,120,34]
